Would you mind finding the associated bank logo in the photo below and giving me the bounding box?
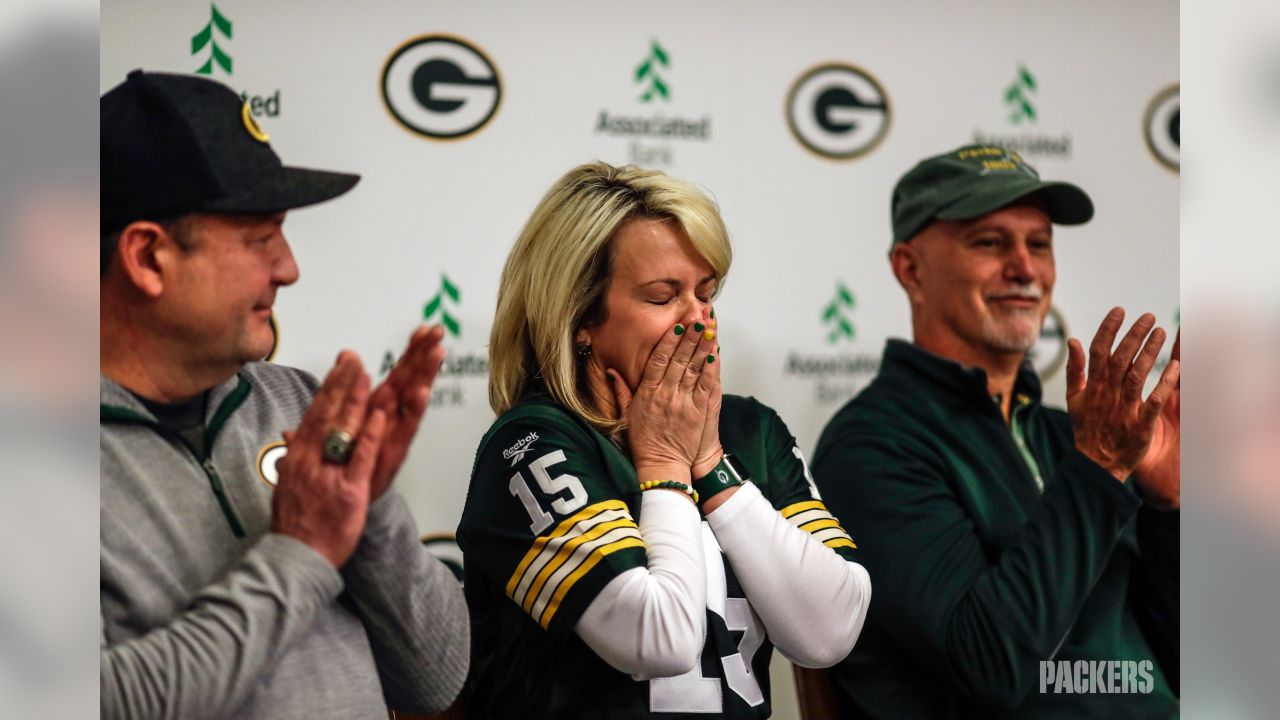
[380,271,487,408]
[382,35,502,140]
[1005,65,1037,124]
[973,63,1070,159]
[1026,305,1068,380]
[822,283,856,343]
[635,40,670,102]
[783,280,880,404]
[186,4,281,117]
[1143,84,1179,172]
[594,38,711,167]
[191,4,232,76]
[423,273,461,337]
[786,63,891,161]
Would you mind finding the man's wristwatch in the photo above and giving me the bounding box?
[693,453,750,506]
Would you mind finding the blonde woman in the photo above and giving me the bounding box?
[456,162,871,719]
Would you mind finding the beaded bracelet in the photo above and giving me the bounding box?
[639,480,699,504]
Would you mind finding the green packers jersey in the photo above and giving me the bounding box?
[457,392,859,719]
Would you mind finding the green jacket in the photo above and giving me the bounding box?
[812,340,1178,719]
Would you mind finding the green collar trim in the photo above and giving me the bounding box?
[206,375,252,447]
[100,373,253,447]
[99,405,151,424]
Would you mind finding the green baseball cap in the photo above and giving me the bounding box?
[890,144,1094,245]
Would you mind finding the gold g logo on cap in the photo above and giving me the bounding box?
[242,103,270,143]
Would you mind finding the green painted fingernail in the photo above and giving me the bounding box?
[674,324,685,336]
[706,354,716,364]
[710,309,715,319]
[694,322,705,332]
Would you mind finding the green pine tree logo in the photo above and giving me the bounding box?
[423,273,461,338]
[635,40,670,103]
[191,4,233,76]
[822,282,856,344]
[1004,64,1037,124]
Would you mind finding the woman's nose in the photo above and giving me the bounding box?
[684,301,712,325]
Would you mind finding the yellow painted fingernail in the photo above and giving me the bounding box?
[703,329,716,341]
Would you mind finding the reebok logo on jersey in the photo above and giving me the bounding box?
[502,431,540,466]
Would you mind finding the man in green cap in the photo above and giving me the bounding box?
[812,145,1181,717]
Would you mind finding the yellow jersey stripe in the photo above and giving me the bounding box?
[510,506,630,602]
[529,527,643,623]
[511,508,631,605]
[537,536,647,628]
[520,518,637,613]
[783,500,857,549]
[781,500,826,518]
[506,500,629,597]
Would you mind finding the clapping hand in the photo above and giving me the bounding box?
[367,324,447,499]
[1131,330,1180,508]
[1065,308,1181,495]
[272,352,386,567]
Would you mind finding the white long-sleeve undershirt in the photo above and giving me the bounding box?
[575,489,706,679]
[705,482,871,668]
[575,482,871,678]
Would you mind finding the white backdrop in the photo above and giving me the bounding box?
[102,1,1177,714]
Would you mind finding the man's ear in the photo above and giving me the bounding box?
[115,221,178,298]
[890,241,925,305]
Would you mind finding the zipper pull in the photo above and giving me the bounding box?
[201,457,247,538]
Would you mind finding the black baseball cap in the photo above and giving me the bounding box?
[101,70,359,237]
[890,144,1093,245]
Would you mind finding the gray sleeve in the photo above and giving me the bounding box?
[340,491,470,714]
[100,534,342,720]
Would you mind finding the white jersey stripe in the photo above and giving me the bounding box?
[529,525,643,621]
[511,506,633,604]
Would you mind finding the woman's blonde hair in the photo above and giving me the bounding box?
[489,161,732,441]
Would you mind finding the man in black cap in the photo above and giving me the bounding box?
[811,145,1181,717]
[99,70,469,719]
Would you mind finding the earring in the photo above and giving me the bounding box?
[575,342,592,358]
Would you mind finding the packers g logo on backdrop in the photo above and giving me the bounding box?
[1028,306,1068,380]
[1143,84,1179,172]
[786,63,891,160]
[264,312,279,362]
[381,35,502,140]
